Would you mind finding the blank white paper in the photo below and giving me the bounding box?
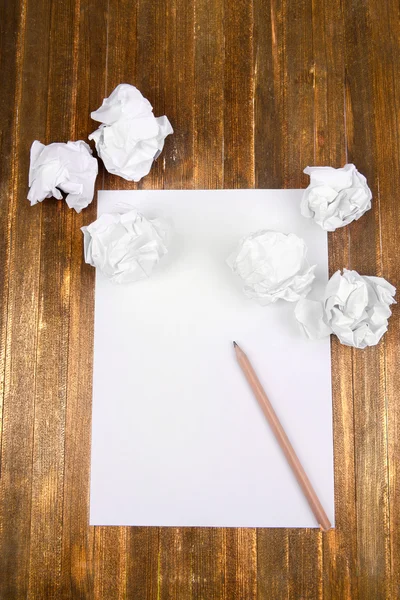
[90,189,334,528]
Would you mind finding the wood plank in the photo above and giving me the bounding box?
[254,0,284,190]
[257,529,290,600]
[0,0,21,473]
[367,1,400,598]
[223,1,258,598]
[127,528,160,599]
[281,0,315,188]
[189,0,227,597]
[60,0,109,597]
[135,0,168,190]
[310,1,359,599]
[162,0,195,191]
[194,0,224,190]
[225,529,257,600]
[343,1,391,597]
[27,0,79,597]
[98,0,139,195]
[223,0,254,189]
[191,529,226,599]
[158,528,195,600]
[253,1,290,595]
[156,0,196,596]
[121,0,167,594]
[0,0,51,598]
[93,527,127,600]
[91,1,139,597]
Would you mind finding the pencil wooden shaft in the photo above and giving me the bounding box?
[234,343,331,532]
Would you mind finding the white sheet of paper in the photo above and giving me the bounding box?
[90,189,334,528]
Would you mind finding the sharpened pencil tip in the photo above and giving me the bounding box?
[233,341,238,348]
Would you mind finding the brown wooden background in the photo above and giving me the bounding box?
[0,0,399,598]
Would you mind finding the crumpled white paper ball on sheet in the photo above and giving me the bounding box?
[295,269,396,348]
[300,164,372,231]
[227,230,316,305]
[88,84,173,182]
[81,208,170,284]
[28,140,98,213]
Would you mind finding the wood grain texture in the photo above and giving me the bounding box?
[0,0,399,598]
[378,2,400,598]
[0,0,21,477]
[254,3,290,596]
[343,2,392,597]
[0,0,48,597]
[60,1,108,598]
[310,3,359,599]
[192,1,227,597]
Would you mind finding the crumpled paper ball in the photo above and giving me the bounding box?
[81,208,170,284]
[28,140,98,213]
[88,84,173,182]
[295,269,396,348]
[300,164,372,231]
[227,230,316,305]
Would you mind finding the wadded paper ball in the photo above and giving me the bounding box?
[89,84,173,182]
[301,164,372,231]
[227,230,316,305]
[81,209,170,284]
[295,269,396,348]
[28,140,98,213]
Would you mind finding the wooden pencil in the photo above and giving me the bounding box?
[233,341,331,532]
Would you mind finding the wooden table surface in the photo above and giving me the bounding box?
[1,0,399,598]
